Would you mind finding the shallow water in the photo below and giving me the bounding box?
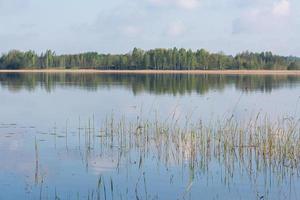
[1,73,300,200]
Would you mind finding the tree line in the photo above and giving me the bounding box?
[0,48,299,70]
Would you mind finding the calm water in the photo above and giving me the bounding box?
[1,73,300,200]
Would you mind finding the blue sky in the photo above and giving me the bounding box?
[1,0,299,56]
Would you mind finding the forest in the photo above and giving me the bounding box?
[0,48,299,70]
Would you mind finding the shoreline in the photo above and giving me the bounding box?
[0,69,300,75]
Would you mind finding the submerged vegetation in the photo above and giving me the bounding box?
[17,113,300,199]
[1,48,300,70]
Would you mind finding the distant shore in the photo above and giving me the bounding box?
[1,69,300,75]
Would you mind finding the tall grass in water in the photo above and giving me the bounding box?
[98,114,300,172]
[36,114,300,199]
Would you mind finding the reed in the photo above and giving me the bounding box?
[33,114,300,200]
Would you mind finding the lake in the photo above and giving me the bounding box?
[1,72,300,200]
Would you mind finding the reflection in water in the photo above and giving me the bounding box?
[1,116,300,200]
[0,73,300,94]
[1,73,300,199]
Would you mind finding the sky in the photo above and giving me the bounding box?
[0,0,300,56]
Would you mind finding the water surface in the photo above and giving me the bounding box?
[1,73,300,200]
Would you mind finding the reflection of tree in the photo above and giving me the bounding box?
[0,73,299,95]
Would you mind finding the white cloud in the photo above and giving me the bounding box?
[167,21,186,37]
[1,0,300,56]
[232,0,291,34]
[122,25,143,37]
[90,157,117,175]
[148,0,200,10]
[177,0,200,10]
[272,0,290,16]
